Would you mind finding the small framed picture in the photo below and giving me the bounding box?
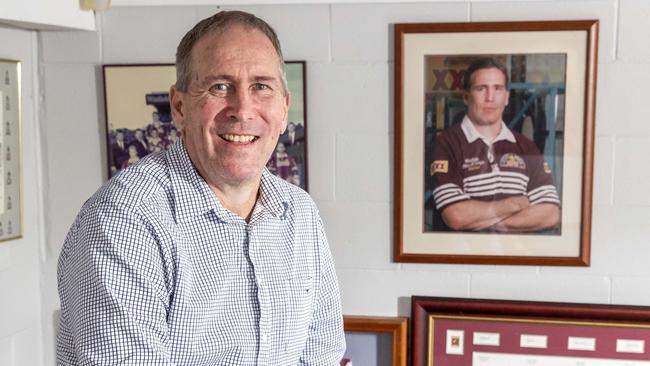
[394,20,598,266]
[342,316,408,366]
[102,61,308,189]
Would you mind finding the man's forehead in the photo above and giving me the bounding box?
[471,67,507,84]
[191,29,282,77]
[193,25,278,60]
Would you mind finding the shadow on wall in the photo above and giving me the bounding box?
[398,296,411,317]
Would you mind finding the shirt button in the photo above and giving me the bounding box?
[261,333,267,342]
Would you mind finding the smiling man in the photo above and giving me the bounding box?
[57,11,345,365]
[430,58,561,233]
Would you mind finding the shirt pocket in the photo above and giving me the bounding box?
[280,275,314,359]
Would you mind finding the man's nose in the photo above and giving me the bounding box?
[485,88,495,101]
[228,89,256,121]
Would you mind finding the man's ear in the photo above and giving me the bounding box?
[505,90,510,107]
[170,85,185,130]
[462,91,469,106]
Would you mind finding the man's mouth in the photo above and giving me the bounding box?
[220,134,258,143]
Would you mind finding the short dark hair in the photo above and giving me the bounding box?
[463,57,509,91]
[175,10,287,94]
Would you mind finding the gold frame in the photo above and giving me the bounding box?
[0,59,23,243]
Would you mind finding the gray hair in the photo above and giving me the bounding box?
[174,10,288,95]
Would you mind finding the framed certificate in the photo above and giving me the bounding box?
[412,296,650,366]
[0,59,22,242]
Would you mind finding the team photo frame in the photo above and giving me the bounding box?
[394,20,599,266]
[102,61,308,189]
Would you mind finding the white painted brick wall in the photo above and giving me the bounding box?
[330,2,469,62]
[22,0,650,364]
[471,0,618,62]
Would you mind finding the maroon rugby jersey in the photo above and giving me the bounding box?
[431,118,560,212]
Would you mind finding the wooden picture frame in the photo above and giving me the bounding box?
[102,61,308,190]
[394,20,599,266]
[412,296,650,366]
[342,316,408,366]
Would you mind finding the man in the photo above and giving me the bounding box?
[130,128,149,157]
[57,11,345,365]
[431,58,561,232]
[111,130,129,172]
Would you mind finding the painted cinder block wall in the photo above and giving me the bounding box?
[1,0,647,365]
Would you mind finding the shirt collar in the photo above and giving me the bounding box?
[252,169,292,222]
[167,139,290,224]
[460,115,516,144]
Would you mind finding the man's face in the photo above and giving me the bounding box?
[171,25,290,187]
[464,67,509,127]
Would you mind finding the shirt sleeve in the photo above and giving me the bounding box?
[524,142,561,206]
[57,201,174,366]
[298,217,346,365]
[431,131,471,210]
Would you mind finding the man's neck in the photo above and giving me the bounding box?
[209,178,261,223]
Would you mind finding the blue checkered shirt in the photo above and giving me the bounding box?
[56,140,345,365]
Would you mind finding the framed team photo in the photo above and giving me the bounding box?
[102,62,308,189]
[393,20,598,265]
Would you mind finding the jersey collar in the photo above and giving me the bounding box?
[461,115,516,145]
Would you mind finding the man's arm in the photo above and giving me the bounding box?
[57,202,173,365]
[492,202,560,233]
[440,195,530,231]
[299,217,346,365]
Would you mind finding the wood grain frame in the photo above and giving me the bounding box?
[394,20,599,266]
[412,296,650,366]
[344,316,408,366]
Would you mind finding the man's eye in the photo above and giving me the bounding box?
[209,83,228,92]
[253,83,270,91]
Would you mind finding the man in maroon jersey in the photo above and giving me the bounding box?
[431,58,560,233]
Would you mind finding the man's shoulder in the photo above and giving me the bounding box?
[87,151,172,212]
[437,123,466,145]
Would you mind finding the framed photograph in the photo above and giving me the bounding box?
[342,316,408,366]
[0,59,22,242]
[412,296,650,366]
[102,61,308,190]
[393,20,598,266]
